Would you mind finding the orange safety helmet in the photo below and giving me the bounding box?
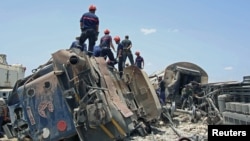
[135,51,140,55]
[89,5,96,11]
[114,36,120,42]
[104,29,110,34]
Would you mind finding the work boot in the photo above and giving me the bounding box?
[119,71,123,79]
[87,52,93,57]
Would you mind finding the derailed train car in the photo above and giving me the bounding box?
[161,62,250,125]
[150,61,250,126]
[198,76,250,125]
[4,48,161,141]
[149,62,208,107]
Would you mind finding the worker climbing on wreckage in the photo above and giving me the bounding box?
[79,4,99,57]
[113,35,124,78]
[190,81,203,105]
[181,83,194,109]
[99,29,117,64]
[69,36,87,52]
[93,45,101,57]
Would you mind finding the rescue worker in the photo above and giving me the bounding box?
[121,35,134,67]
[181,83,194,109]
[158,76,166,105]
[134,51,144,69]
[181,85,188,108]
[93,45,101,57]
[114,36,124,78]
[70,36,87,51]
[0,98,8,138]
[191,81,202,105]
[99,29,117,63]
[79,4,99,57]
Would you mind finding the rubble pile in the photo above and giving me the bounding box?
[131,113,208,141]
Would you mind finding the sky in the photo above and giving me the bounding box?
[1,0,250,83]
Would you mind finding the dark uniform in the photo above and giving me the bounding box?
[100,34,116,62]
[157,77,166,105]
[135,56,144,69]
[70,37,87,51]
[79,7,99,57]
[116,42,124,78]
[191,81,202,105]
[93,45,101,57]
[121,35,134,67]
[181,84,193,109]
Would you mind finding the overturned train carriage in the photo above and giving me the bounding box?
[5,49,161,141]
[156,62,250,125]
[161,62,208,107]
[200,76,250,125]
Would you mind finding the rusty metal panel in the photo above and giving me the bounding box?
[123,65,162,121]
[95,57,133,118]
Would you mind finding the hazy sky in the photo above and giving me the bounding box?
[1,0,249,82]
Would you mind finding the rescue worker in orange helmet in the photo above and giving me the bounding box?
[121,35,134,67]
[79,4,99,57]
[134,51,144,69]
[114,36,124,78]
[99,29,117,64]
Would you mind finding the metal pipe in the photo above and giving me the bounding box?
[176,109,192,115]
[100,124,115,139]
[111,118,127,137]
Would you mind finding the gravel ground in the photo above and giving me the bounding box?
[131,114,208,141]
[1,112,208,141]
